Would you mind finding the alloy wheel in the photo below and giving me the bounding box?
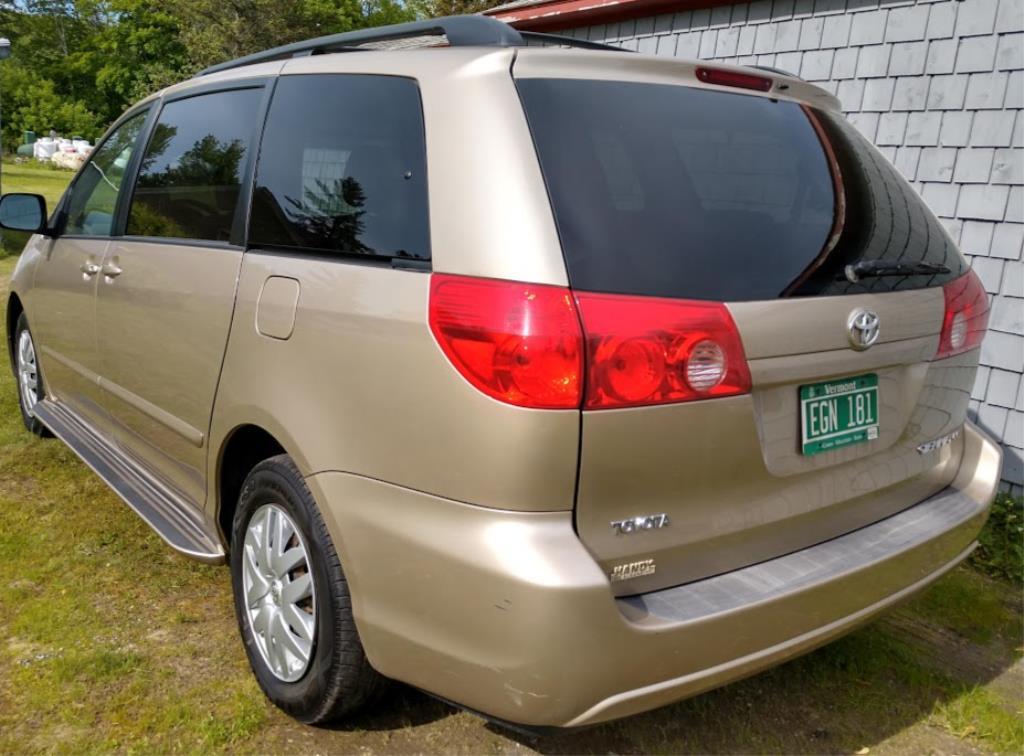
[242,503,318,682]
[17,329,39,414]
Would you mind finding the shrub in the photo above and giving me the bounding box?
[971,492,1023,585]
[0,65,101,151]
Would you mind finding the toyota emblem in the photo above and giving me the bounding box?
[848,308,881,350]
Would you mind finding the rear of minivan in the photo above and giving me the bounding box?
[371,49,1002,728]
[512,54,995,596]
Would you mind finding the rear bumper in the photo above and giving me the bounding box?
[308,420,1001,729]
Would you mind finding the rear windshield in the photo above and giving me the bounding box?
[517,79,966,301]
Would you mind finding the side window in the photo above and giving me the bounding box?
[64,112,147,237]
[126,88,263,242]
[250,75,430,260]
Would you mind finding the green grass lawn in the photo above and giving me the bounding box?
[2,159,74,207]
[1,254,1022,753]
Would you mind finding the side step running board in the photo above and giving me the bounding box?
[33,400,226,564]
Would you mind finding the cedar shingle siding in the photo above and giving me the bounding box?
[558,0,1023,491]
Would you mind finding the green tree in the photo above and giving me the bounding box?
[91,1,190,120]
[0,0,425,151]
[0,63,100,148]
[0,1,109,106]
[169,0,415,72]
[0,1,107,143]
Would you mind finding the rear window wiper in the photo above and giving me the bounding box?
[843,260,951,283]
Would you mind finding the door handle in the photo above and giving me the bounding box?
[102,262,123,279]
[80,261,100,277]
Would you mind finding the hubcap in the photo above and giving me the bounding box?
[242,504,317,682]
[17,330,39,415]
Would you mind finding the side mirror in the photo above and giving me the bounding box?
[0,193,49,234]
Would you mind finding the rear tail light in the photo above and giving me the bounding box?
[428,274,583,409]
[429,275,752,411]
[696,67,774,92]
[936,270,989,360]
[575,292,751,410]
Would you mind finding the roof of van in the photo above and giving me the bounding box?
[155,15,839,113]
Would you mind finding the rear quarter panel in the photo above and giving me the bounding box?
[207,253,579,515]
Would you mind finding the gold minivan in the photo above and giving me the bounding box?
[2,15,1002,731]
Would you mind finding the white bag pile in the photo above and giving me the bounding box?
[33,136,93,170]
[32,137,58,161]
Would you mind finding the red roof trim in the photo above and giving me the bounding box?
[486,0,734,33]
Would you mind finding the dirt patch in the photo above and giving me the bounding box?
[885,612,1010,685]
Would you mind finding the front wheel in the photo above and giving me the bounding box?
[230,454,385,724]
[13,313,49,437]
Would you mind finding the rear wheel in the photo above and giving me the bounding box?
[13,313,49,437]
[230,454,385,723]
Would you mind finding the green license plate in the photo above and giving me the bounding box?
[800,374,879,456]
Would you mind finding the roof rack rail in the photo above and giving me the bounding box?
[196,15,626,77]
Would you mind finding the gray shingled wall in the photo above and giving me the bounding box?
[565,0,1024,491]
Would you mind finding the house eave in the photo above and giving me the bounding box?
[485,0,734,33]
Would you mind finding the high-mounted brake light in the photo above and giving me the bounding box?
[936,270,989,360]
[575,292,752,410]
[428,275,583,409]
[696,67,774,92]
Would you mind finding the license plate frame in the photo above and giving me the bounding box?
[799,373,879,456]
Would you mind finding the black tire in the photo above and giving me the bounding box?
[230,454,386,724]
[13,313,50,437]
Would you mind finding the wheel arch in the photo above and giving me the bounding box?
[6,292,24,377]
[216,423,287,549]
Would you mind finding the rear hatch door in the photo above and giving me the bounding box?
[516,59,977,595]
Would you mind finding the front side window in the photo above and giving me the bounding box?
[250,74,430,260]
[63,112,147,237]
[126,88,263,242]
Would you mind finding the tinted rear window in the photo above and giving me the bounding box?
[250,74,430,261]
[518,79,966,301]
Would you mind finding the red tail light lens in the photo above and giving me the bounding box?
[696,67,774,92]
[575,292,752,410]
[428,274,583,409]
[936,270,989,359]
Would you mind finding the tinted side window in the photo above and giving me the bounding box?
[126,88,263,242]
[250,75,430,260]
[64,112,147,236]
